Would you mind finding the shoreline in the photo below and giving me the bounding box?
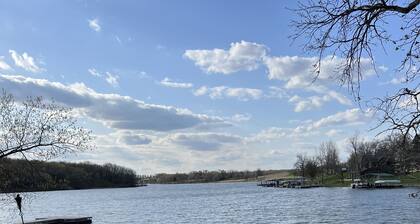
[0,184,139,194]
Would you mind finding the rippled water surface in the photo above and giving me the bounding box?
[2,183,420,223]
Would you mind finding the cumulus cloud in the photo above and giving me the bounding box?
[160,77,193,88]
[265,86,288,99]
[88,68,101,77]
[87,69,120,87]
[184,41,267,74]
[296,108,374,132]
[264,55,376,85]
[289,95,325,112]
[116,132,152,145]
[289,90,352,112]
[9,50,43,73]
[165,132,243,151]
[382,77,407,85]
[88,18,101,32]
[0,57,11,71]
[325,129,342,137]
[193,86,208,96]
[105,72,119,87]
[185,41,382,111]
[250,108,373,142]
[231,113,252,122]
[193,85,263,101]
[0,75,227,132]
[247,127,289,143]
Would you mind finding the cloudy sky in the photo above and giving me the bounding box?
[0,1,404,174]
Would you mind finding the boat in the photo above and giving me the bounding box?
[351,173,403,189]
[374,179,402,188]
[350,179,369,189]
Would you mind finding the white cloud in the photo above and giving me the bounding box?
[265,86,288,99]
[9,50,43,73]
[185,41,381,111]
[0,75,227,132]
[164,132,243,151]
[88,68,101,77]
[184,40,267,74]
[249,109,372,143]
[288,90,352,112]
[160,77,193,89]
[325,129,342,137]
[384,77,407,85]
[264,55,378,110]
[105,72,119,87]
[88,18,101,32]
[115,36,122,44]
[231,113,252,122]
[193,86,208,96]
[289,95,328,112]
[116,132,152,145]
[0,57,11,71]
[193,85,263,101]
[296,108,374,132]
[327,90,352,105]
[87,69,122,87]
[248,127,289,143]
[264,55,376,85]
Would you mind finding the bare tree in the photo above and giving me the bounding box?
[292,0,420,138]
[348,134,362,177]
[305,158,320,178]
[0,91,93,160]
[316,144,328,183]
[294,153,308,177]
[325,141,340,174]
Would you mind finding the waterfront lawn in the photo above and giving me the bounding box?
[318,172,420,187]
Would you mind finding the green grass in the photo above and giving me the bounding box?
[399,172,420,186]
[258,171,420,187]
[315,175,350,187]
[316,172,420,187]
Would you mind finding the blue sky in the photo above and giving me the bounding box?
[0,0,403,174]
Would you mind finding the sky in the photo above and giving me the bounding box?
[0,0,405,174]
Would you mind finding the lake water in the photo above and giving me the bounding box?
[2,183,420,223]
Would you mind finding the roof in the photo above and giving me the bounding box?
[363,173,394,177]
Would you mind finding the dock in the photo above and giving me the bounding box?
[258,177,320,189]
[25,216,92,224]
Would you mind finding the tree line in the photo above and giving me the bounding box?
[294,134,420,181]
[0,158,138,193]
[142,169,280,184]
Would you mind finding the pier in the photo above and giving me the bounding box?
[258,177,320,188]
[25,216,92,224]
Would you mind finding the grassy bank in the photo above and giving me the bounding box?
[319,173,420,187]
[256,171,420,187]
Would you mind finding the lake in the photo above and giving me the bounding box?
[2,183,420,223]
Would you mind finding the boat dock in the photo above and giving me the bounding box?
[350,173,403,189]
[258,177,320,189]
[25,216,92,224]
